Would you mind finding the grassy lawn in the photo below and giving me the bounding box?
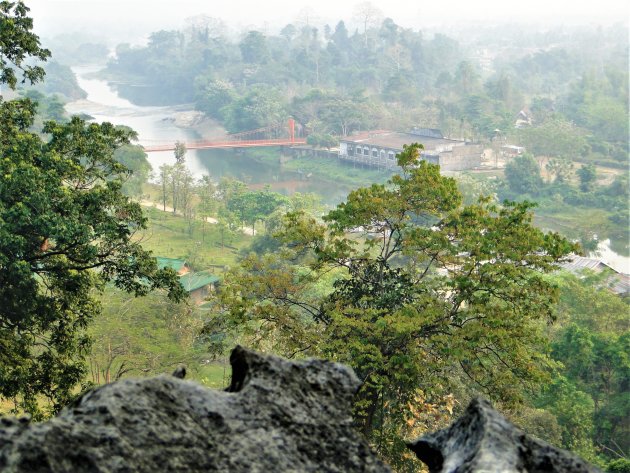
[136,205,251,270]
[245,148,393,188]
[282,155,393,187]
[534,206,623,243]
[196,363,231,389]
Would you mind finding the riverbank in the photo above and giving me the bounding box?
[65,66,629,271]
[168,111,229,142]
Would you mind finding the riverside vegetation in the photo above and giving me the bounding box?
[1,2,628,471]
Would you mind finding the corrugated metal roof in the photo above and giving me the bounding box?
[341,131,465,152]
[179,270,220,292]
[560,255,607,273]
[156,257,187,272]
[409,127,444,139]
[608,274,630,295]
[560,255,629,296]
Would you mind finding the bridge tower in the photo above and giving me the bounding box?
[288,117,295,143]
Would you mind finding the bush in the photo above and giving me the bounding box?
[608,459,630,473]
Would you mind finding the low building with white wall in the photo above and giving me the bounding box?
[338,128,482,171]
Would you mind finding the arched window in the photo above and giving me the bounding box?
[380,150,386,159]
[355,146,362,156]
[363,147,370,156]
[372,148,378,157]
[388,151,395,160]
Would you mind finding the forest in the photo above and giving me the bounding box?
[0,1,628,471]
[97,14,628,252]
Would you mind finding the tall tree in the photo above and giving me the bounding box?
[353,1,383,48]
[239,30,269,64]
[0,1,50,90]
[577,163,597,192]
[546,156,574,184]
[0,2,184,416]
[174,140,187,164]
[0,103,185,416]
[197,175,218,241]
[114,144,151,197]
[208,144,577,468]
[505,153,544,195]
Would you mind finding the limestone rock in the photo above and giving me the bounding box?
[407,398,600,473]
[0,346,390,473]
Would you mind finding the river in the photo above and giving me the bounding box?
[65,66,629,275]
[65,65,350,205]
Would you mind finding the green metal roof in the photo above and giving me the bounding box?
[156,257,187,272]
[179,270,220,292]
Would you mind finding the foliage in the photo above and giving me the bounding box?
[0,102,185,416]
[239,31,269,64]
[306,132,339,149]
[114,144,151,197]
[223,86,286,133]
[0,10,184,415]
[546,157,574,184]
[20,89,69,124]
[206,144,577,468]
[608,459,630,473]
[89,289,202,385]
[505,153,544,195]
[536,376,598,460]
[539,273,630,463]
[577,163,597,192]
[0,0,50,89]
[518,116,587,158]
[225,185,289,233]
[194,78,236,120]
[34,61,87,100]
[563,70,629,145]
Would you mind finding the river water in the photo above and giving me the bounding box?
[65,66,350,205]
[65,66,629,274]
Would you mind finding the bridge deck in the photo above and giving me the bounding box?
[143,138,307,152]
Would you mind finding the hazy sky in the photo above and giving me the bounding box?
[29,0,630,40]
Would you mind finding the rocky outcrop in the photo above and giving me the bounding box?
[0,348,600,473]
[407,398,601,473]
[0,346,390,473]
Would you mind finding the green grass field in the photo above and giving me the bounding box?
[246,148,393,188]
[137,205,252,270]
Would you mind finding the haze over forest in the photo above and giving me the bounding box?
[29,0,630,42]
[1,1,629,472]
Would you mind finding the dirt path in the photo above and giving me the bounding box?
[138,200,255,235]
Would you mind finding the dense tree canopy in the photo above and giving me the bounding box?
[0,1,50,89]
[0,99,185,415]
[505,153,544,195]
[0,1,184,415]
[206,144,578,468]
[537,272,630,464]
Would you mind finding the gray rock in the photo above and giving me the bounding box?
[0,346,390,473]
[407,398,601,473]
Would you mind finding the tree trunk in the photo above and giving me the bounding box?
[357,383,380,439]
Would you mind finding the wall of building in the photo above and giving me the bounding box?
[338,143,398,169]
[437,145,483,171]
[338,141,482,172]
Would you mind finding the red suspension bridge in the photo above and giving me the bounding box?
[142,118,307,152]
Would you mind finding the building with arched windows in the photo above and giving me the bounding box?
[338,128,483,171]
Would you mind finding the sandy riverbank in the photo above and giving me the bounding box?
[169,111,229,141]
